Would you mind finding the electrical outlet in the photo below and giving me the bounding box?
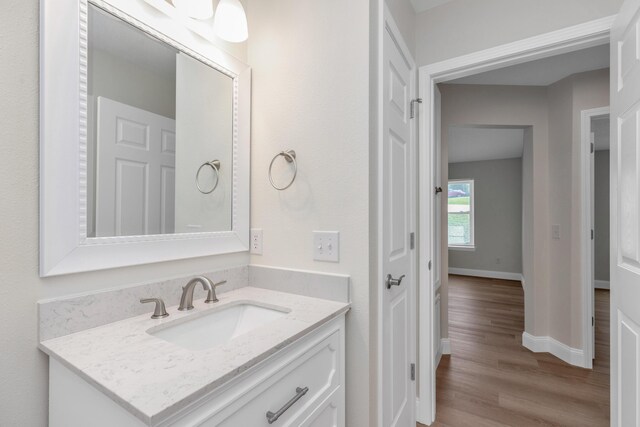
[552,224,560,240]
[313,231,340,262]
[250,229,263,254]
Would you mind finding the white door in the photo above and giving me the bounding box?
[433,86,442,360]
[381,11,416,427]
[95,97,176,237]
[611,0,640,424]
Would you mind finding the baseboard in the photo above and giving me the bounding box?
[449,267,523,282]
[441,338,451,355]
[522,332,586,367]
[594,280,610,290]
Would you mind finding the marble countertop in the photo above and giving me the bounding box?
[39,286,350,425]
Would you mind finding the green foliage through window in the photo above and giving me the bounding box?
[448,181,473,246]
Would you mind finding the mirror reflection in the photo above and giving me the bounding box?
[87,4,233,238]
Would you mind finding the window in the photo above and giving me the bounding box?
[448,180,474,249]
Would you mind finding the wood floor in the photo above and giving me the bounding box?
[419,275,610,427]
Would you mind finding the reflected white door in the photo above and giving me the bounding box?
[95,97,176,237]
[382,13,416,427]
[611,0,640,424]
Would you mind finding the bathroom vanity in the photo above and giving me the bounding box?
[38,0,350,424]
[41,284,348,426]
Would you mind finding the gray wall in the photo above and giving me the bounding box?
[439,69,609,349]
[448,158,523,274]
[594,150,610,281]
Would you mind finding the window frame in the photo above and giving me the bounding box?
[447,178,475,250]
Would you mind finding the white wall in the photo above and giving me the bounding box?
[547,75,575,347]
[415,0,622,66]
[89,48,176,119]
[246,1,372,426]
[0,2,249,425]
[448,157,523,274]
[175,53,233,233]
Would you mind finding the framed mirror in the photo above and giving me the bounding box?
[40,0,251,276]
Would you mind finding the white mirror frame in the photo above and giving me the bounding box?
[40,0,251,277]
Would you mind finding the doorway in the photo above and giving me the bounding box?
[416,17,614,425]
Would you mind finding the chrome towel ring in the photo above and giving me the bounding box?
[269,150,297,191]
[196,160,221,194]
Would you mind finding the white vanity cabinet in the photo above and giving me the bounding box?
[49,316,345,427]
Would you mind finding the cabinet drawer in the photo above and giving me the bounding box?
[296,387,344,427]
[215,331,340,426]
[170,320,344,427]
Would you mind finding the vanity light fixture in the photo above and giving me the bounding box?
[172,0,214,20]
[213,0,248,43]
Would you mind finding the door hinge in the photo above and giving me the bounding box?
[410,232,415,250]
[410,98,423,119]
[592,316,595,326]
[428,260,432,270]
[591,229,594,240]
[410,363,416,381]
[591,143,595,154]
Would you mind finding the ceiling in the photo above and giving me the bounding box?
[409,0,453,13]
[89,5,177,81]
[448,127,525,164]
[448,44,610,86]
[592,116,610,151]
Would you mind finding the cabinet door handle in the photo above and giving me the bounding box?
[266,386,309,424]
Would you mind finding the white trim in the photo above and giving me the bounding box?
[522,332,586,368]
[435,338,450,374]
[448,245,475,251]
[440,338,451,355]
[377,5,418,427]
[448,267,523,282]
[40,0,251,276]
[580,106,609,369]
[418,16,614,425]
[595,280,610,290]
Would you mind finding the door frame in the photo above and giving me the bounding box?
[580,106,610,369]
[417,16,615,425]
[376,4,418,427]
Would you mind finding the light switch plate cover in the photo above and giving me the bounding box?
[313,231,340,262]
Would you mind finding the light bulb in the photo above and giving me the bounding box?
[213,0,248,43]
[173,0,214,20]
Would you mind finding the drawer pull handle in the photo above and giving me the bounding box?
[266,386,309,424]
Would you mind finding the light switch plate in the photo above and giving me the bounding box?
[313,231,340,262]
[250,229,263,254]
[552,224,560,240]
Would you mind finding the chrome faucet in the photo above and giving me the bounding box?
[178,276,226,311]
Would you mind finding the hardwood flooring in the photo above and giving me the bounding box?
[419,275,610,427]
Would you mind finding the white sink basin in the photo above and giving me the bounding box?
[149,302,289,351]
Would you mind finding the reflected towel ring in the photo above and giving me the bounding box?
[269,150,297,191]
[196,160,221,194]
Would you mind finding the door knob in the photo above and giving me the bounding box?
[386,274,405,289]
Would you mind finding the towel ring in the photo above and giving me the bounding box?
[196,160,221,194]
[269,150,297,191]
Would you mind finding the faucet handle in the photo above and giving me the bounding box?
[140,298,169,319]
[205,280,227,304]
